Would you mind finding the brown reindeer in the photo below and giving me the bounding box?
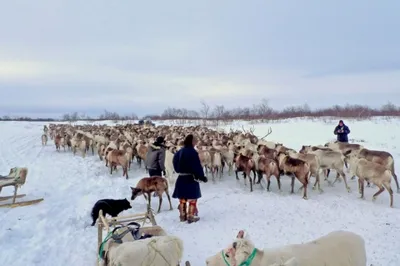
[275,143,296,154]
[136,141,148,168]
[234,153,256,192]
[130,176,173,213]
[106,149,129,179]
[288,150,323,193]
[54,134,62,151]
[255,155,281,191]
[277,152,311,199]
[257,144,277,159]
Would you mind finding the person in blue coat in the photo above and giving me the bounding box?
[334,120,350,142]
[172,134,208,223]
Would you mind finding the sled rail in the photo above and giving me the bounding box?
[0,167,44,208]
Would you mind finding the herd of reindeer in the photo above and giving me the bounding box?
[40,122,399,208]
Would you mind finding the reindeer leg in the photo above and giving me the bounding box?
[256,171,262,184]
[312,171,323,193]
[382,182,393,207]
[235,170,240,180]
[372,185,385,202]
[165,190,173,210]
[266,176,271,191]
[302,179,308,199]
[147,192,152,211]
[339,171,351,192]
[276,175,282,192]
[157,192,163,213]
[248,171,253,192]
[290,175,295,194]
[359,179,365,199]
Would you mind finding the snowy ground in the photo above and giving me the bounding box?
[0,117,399,266]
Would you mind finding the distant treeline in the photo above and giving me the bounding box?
[1,100,400,122]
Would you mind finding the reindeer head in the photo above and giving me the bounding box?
[130,186,143,200]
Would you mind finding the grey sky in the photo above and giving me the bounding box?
[0,0,399,118]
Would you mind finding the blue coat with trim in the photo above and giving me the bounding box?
[172,146,205,199]
[334,124,350,142]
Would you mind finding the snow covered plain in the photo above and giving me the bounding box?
[0,117,399,266]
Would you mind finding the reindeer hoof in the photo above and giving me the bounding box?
[359,196,365,200]
[347,188,351,193]
[372,196,377,201]
[303,196,308,200]
[318,189,324,193]
[312,186,316,190]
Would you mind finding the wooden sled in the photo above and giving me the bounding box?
[97,207,190,266]
[0,167,44,208]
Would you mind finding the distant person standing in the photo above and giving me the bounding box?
[145,136,166,177]
[334,120,350,142]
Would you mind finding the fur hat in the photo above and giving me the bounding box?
[155,136,165,144]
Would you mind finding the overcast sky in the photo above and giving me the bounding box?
[0,0,399,118]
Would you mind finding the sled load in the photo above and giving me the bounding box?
[97,208,191,266]
[0,167,44,208]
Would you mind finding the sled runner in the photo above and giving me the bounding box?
[0,167,44,208]
[97,208,191,266]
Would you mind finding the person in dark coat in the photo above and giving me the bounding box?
[144,136,166,177]
[172,134,208,223]
[334,120,350,142]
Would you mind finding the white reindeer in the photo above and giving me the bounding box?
[41,134,48,146]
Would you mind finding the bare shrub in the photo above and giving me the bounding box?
[2,101,400,123]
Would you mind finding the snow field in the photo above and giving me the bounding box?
[0,118,399,266]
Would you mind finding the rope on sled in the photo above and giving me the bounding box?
[141,238,179,266]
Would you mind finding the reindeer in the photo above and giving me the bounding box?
[41,134,48,146]
[255,155,281,191]
[209,148,223,181]
[235,153,256,192]
[277,152,311,199]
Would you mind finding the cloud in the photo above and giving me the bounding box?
[0,0,399,117]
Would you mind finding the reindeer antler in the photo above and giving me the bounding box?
[260,127,272,139]
[241,125,256,135]
[249,125,255,134]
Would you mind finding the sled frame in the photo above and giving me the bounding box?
[97,207,157,266]
[0,167,44,208]
[97,208,190,266]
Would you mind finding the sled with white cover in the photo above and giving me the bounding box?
[0,167,44,208]
[97,208,191,266]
